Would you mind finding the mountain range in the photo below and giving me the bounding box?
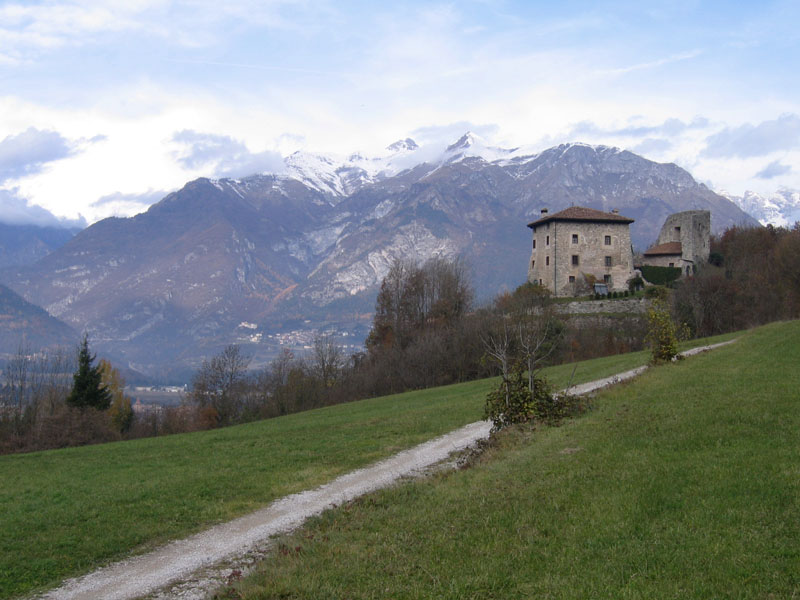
[722,188,800,228]
[0,135,760,380]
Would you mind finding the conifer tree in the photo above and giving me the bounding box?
[67,335,112,410]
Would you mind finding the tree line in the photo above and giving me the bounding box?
[3,221,796,452]
[671,223,800,337]
[0,335,134,453]
[0,256,646,450]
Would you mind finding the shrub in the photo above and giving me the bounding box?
[644,285,669,300]
[645,299,680,364]
[484,369,556,431]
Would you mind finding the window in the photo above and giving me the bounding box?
[531,260,535,269]
[546,256,550,266]
[604,235,611,245]
[546,235,550,246]
[571,254,579,266]
[539,279,543,285]
[604,274,611,283]
[569,275,575,283]
[605,256,612,267]
[532,238,536,249]
[572,234,578,244]
[669,262,674,267]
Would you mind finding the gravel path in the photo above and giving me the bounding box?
[36,339,735,600]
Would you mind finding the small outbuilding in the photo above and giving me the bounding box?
[641,210,711,276]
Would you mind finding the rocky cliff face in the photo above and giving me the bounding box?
[3,136,759,378]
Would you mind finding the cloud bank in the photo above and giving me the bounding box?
[702,114,800,158]
[0,188,86,228]
[171,130,285,179]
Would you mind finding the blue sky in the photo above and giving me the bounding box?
[1,0,798,225]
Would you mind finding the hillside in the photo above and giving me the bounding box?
[0,283,77,356]
[231,321,799,599]
[0,330,758,599]
[3,137,758,377]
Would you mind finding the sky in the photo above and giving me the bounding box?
[1,0,798,227]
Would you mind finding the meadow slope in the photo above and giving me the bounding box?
[0,333,736,598]
[228,322,799,599]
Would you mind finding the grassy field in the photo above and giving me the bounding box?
[0,332,737,598]
[227,322,799,599]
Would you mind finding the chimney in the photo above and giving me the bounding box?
[612,208,619,214]
[541,208,549,216]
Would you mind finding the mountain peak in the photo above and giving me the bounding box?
[445,132,483,153]
[386,138,419,152]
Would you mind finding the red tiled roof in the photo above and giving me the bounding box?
[527,206,635,228]
[644,241,682,256]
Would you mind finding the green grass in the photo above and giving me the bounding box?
[228,323,798,599]
[0,331,737,597]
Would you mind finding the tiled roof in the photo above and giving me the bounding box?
[527,206,635,228]
[643,241,682,256]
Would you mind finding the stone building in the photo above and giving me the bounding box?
[527,206,635,297]
[642,210,710,275]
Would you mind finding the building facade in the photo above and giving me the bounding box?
[642,210,710,275]
[527,206,635,297]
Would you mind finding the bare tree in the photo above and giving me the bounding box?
[189,344,251,426]
[312,333,345,390]
[482,317,515,407]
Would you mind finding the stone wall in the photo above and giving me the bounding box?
[641,254,681,268]
[555,297,648,315]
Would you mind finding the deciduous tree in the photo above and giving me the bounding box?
[99,359,134,433]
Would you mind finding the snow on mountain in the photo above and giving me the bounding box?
[281,138,425,199]
[720,188,800,227]
[259,132,627,200]
[442,131,514,163]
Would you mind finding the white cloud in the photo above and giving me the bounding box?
[89,189,166,220]
[0,127,75,181]
[0,188,85,228]
[171,130,285,178]
[702,114,800,158]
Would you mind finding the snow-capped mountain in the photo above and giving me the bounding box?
[721,188,800,227]
[3,134,757,378]
[280,138,423,198]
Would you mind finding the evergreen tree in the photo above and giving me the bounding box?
[67,335,112,410]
